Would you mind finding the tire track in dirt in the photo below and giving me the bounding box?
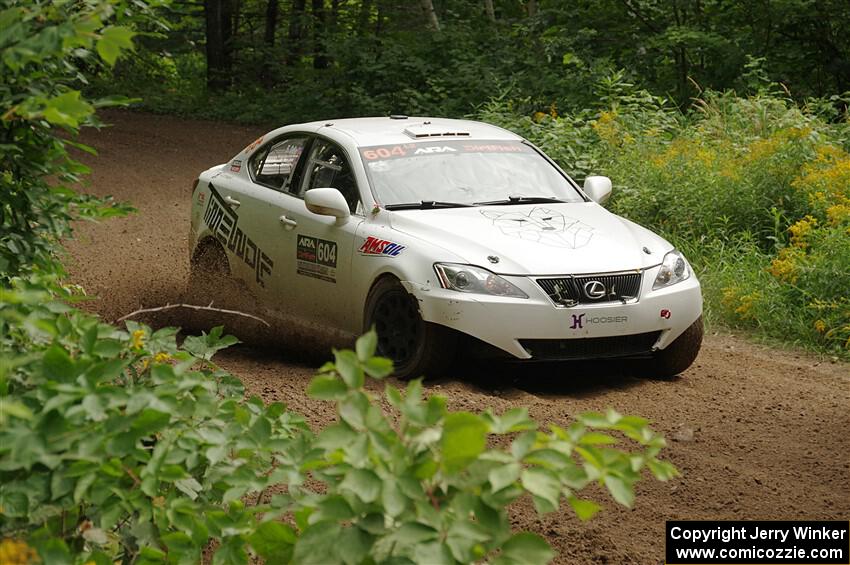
[67,110,850,564]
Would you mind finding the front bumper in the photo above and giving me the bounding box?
[403,267,702,360]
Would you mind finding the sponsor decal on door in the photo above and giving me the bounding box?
[297,235,338,283]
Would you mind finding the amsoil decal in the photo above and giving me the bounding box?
[359,236,405,257]
[569,313,628,330]
[203,183,273,287]
[297,235,337,283]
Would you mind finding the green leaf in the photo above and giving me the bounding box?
[520,468,560,511]
[337,526,373,565]
[381,479,408,517]
[363,356,393,379]
[41,91,94,128]
[568,496,601,521]
[356,330,378,361]
[334,349,364,389]
[441,412,489,474]
[248,521,296,563]
[603,475,635,507]
[489,462,521,492]
[96,26,136,66]
[293,521,341,564]
[495,532,554,565]
[43,344,75,381]
[340,468,382,503]
[307,375,347,400]
[313,495,356,522]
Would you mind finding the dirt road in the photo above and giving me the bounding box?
[67,110,850,564]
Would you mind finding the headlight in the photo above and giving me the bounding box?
[653,250,691,290]
[434,263,528,298]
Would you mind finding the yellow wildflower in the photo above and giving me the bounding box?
[788,215,817,248]
[814,320,827,333]
[826,203,850,225]
[769,250,799,283]
[734,292,761,319]
[154,352,171,364]
[548,102,558,118]
[131,329,146,350]
[532,111,547,123]
[0,538,40,564]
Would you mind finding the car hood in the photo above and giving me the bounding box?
[389,202,671,275]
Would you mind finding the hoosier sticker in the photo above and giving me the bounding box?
[296,235,337,283]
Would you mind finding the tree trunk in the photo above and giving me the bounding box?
[287,0,306,65]
[484,0,495,22]
[260,0,279,86]
[205,0,234,91]
[420,0,440,31]
[312,0,328,69]
[527,0,537,17]
[264,0,278,45]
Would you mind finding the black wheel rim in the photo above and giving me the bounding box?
[372,290,421,366]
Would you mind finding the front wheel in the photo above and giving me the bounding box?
[642,316,704,378]
[364,278,456,380]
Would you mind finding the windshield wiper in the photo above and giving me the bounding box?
[474,196,568,206]
[384,200,474,210]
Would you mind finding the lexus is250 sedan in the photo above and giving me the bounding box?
[188,116,703,378]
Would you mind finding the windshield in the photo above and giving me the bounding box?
[358,140,585,207]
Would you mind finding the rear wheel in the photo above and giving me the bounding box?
[364,277,456,380]
[642,316,703,378]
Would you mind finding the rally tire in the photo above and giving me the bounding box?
[642,316,704,378]
[364,277,456,380]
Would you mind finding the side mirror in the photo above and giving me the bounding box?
[305,188,350,222]
[583,176,612,205]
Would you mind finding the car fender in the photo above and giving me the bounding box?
[351,220,467,331]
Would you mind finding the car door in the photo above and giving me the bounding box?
[204,135,311,304]
[284,137,365,331]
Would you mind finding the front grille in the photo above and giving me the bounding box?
[519,332,661,361]
[537,272,642,307]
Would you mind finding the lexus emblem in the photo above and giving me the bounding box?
[583,280,607,300]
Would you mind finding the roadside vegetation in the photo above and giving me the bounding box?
[1,1,675,562]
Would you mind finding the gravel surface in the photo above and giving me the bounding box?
[66,110,850,564]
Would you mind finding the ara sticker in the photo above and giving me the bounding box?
[203,183,273,287]
[359,236,405,257]
[230,159,242,172]
[297,235,337,283]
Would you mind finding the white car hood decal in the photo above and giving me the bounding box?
[389,202,669,275]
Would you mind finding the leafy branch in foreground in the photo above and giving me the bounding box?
[1,282,677,564]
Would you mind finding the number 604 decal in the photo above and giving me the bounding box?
[296,235,338,283]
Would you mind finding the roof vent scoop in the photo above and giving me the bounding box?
[403,123,471,139]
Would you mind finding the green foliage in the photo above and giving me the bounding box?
[0,0,140,278]
[1,307,677,563]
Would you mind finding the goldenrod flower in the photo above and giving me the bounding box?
[131,329,146,350]
[814,320,827,333]
[0,538,39,564]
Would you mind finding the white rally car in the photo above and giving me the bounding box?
[189,117,703,378]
